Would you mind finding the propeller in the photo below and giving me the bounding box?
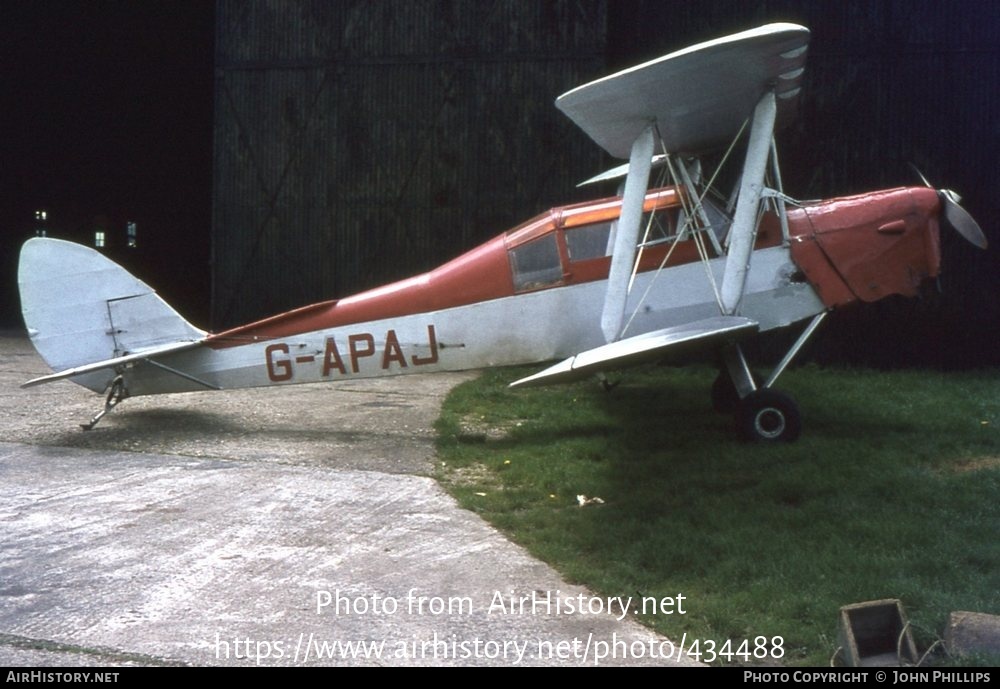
[911,165,988,249]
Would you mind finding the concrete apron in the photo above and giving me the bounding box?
[0,335,696,667]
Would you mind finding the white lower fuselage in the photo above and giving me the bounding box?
[124,245,824,397]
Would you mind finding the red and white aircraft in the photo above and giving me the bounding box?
[18,23,986,440]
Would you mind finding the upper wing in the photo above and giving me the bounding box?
[509,315,758,388]
[556,23,809,158]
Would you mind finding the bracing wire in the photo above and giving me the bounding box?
[618,120,753,336]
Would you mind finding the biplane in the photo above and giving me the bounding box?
[18,23,987,440]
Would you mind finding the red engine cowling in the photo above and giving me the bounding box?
[787,187,942,307]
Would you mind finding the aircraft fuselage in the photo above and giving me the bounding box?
[117,185,943,397]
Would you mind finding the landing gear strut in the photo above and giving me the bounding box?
[81,375,128,431]
[718,311,827,442]
[711,369,760,413]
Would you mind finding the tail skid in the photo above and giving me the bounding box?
[17,238,206,423]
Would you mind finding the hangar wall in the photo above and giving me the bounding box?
[608,1,1000,367]
[212,0,999,367]
[211,0,607,328]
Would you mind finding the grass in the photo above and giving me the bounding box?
[433,363,1000,666]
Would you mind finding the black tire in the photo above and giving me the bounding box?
[735,389,802,442]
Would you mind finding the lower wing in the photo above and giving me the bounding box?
[509,315,758,388]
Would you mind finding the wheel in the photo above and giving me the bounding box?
[735,389,801,442]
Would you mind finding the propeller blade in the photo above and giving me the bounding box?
[941,191,988,249]
[910,165,987,250]
[909,163,932,189]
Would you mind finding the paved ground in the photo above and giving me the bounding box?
[0,333,697,667]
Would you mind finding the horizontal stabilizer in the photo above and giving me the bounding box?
[21,339,205,389]
[510,316,758,388]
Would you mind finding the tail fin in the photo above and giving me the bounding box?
[18,238,205,392]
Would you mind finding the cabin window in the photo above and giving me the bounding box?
[701,198,732,242]
[566,221,613,262]
[509,234,562,291]
[641,209,680,243]
[641,201,731,248]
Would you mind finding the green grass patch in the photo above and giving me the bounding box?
[434,364,1000,666]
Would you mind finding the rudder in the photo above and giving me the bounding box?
[18,238,205,392]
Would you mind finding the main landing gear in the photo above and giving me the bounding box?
[715,312,827,442]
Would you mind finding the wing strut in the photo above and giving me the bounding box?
[720,90,776,315]
[601,124,655,343]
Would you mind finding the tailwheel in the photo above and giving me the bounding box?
[735,388,801,442]
[81,375,128,431]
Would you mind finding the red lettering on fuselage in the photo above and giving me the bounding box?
[382,329,407,369]
[265,343,293,382]
[265,325,439,382]
[411,325,439,365]
[322,338,347,376]
[348,333,375,373]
